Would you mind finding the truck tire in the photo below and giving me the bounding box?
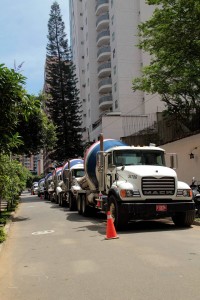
[58,194,61,206]
[108,195,128,230]
[59,194,64,207]
[81,195,91,216]
[77,195,82,215]
[69,192,77,211]
[172,210,195,227]
[55,194,58,204]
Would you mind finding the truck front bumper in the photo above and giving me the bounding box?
[120,201,195,220]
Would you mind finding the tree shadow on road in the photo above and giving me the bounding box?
[66,211,106,236]
[65,211,193,236]
[117,219,193,234]
[11,216,30,222]
[20,194,43,203]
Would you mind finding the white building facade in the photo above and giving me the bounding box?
[69,0,164,142]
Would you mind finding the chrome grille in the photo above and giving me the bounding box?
[142,177,175,196]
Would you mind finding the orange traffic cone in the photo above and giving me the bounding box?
[105,211,119,240]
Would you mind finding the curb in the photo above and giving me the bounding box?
[0,211,16,254]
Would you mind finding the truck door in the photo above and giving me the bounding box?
[106,153,115,191]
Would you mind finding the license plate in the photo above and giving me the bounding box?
[156,204,167,212]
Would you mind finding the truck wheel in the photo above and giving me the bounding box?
[59,194,63,206]
[69,192,77,211]
[108,195,128,230]
[172,210,195,227]
[50,194,54,202]
[77,195,82,215]
[81,195,90,216]
[58,194,61,206]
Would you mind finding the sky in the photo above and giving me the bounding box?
[0,0,70,95]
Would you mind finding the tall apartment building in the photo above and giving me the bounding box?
[19,153,44,175]
[69,0,164,143]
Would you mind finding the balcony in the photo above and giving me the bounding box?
[96,13,109,31]
[98,77,112,93]
[96,30,110,47]
[99,94,112,110]
[95,0,109,16]
[98,62,111,77]
[97,46,111,62]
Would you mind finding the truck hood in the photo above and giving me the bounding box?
[118,165,177,179]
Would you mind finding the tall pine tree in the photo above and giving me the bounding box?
[45,1,83,162]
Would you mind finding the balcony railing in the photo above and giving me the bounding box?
[96,13,109,28]
[98,62,111,73]
[98,78,112,89]
[97,46,111,58]
[95,0,109,14]
[96,30,110,43]
[99,94,112,105]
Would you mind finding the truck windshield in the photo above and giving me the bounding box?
[113,150,165,166]
[74,169,85,178]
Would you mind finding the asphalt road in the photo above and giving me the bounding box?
[0,191,200,300]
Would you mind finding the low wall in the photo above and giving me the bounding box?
[161,133,200,185]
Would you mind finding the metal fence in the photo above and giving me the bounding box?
[121,113,200,146]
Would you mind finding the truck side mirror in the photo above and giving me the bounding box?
[169,153,178,169]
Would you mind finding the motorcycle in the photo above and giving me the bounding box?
[190,177,200,217]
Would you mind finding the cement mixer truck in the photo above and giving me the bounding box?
[59,159,85,209]
[76,135,195,230]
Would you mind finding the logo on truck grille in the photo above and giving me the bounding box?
[142,176,175,196]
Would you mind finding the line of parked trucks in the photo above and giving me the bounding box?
[32,135,196,230]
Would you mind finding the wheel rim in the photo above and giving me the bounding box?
[110,202,116,222]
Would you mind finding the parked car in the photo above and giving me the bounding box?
[31,182,39,195]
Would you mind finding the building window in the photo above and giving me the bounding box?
[114,82,117,92]
[87,78,89,86]
[115,100,118,109]
[88,94,90,102]
[113,48,115,58]
[87,63,89,70]
[111,15,114,25]
[85,17,87,25]
[111,0,113,7]
[113,65,116,75]
[112,32,115,41]
[88,109,90,117]
[86,32,88,40]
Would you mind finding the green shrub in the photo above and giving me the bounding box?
[0,217,7,225]
[0,228,6,243]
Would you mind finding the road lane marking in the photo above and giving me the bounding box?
[32,230,54,235]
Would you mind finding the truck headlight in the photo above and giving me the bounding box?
[120,189,141,198]
[177,189,193,197]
